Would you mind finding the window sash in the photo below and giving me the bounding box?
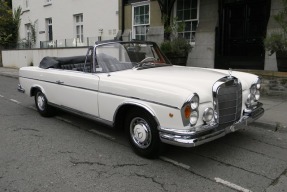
[132,3,150,41]
[176,0,199,42]
[74,14,84,43]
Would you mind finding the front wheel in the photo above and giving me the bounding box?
[125,109,161,158]
[35,91,54,117]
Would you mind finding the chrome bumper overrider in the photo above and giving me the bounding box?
[17,84,25,93]
[159,102,264,147]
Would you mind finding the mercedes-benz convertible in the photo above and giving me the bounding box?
[18,41,264,158]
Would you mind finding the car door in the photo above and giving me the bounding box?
[53,70,100,117]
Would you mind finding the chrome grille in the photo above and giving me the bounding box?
[214,77,242,125]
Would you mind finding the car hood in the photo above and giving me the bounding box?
[98,66,257,109]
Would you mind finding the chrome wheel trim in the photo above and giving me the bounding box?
[37,94,46,111]
[130,117,152,149]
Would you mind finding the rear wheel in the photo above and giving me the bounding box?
[34,91,54,117]
[125,109,161,158]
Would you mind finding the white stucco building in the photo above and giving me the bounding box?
[12,0,119,48]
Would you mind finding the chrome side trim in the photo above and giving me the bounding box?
[100,91,179,110]
[20,76,179,110]
[49,102,113,127]
[20,76,98,92]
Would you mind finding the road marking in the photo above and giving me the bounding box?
[215,177,252,192]
[10,99,21,104]
[0,95,4,98]
[159,156,190,170]
[89,129,115,140]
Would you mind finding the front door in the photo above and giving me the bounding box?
[215,0,271,70]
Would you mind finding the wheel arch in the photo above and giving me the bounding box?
[113,101,160,130]
[30,85,44,97]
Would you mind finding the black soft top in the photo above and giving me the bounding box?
[39,55,90,69]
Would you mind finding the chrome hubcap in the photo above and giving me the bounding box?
[130,117,151,149]
[37,94,45,111]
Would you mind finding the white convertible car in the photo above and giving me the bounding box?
[18,41,264,158]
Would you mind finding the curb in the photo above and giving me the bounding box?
[0,72,18,79]
[251,121,287,132]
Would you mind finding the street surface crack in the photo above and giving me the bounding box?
[222,142,287,162]
[112,163,147,168]
[58,151,75,154]
[133,173,168,192]
[269,168,287,187]
[13,128,40,132]
[194,152,273,180]
[70,159,107,167]
[250,137,287,150]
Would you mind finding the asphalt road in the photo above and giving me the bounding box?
[0,75,287,192]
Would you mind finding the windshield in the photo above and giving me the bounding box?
[95,42,170,73]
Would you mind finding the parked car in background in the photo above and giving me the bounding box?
[18,41,264,158]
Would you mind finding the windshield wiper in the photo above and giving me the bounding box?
[134,63,172,70]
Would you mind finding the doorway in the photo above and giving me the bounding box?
[215,0,271,70]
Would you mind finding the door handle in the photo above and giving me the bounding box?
[56,80,64,84]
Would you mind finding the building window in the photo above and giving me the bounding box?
[176,0,199,43]
[46,18,53,41]
[74,14,84,43]
[132,3,150,41]
[25,23,31,40]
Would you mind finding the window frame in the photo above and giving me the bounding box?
[25,23,31,41]
[174,0,200,44]
[131,2,150,41]
[46,18,53,41]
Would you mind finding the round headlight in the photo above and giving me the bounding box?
[203,108,214,123]
[190,111,198,125]
[190,94,199,110]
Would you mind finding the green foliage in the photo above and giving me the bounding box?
[29,20,37,46]
[0,1,21,49]
[160,37,192,56]
[264,0,287,55]
[160,18,192,56]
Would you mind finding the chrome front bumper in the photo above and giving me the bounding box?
[159,102,264,147]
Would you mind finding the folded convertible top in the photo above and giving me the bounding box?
[39,55,90,69]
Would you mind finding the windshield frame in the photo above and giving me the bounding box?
[93,41,171,73]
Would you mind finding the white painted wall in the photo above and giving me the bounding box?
[12,0,119,48]
[2,48,88,68]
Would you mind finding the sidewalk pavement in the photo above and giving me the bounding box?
[1,67,286,129]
